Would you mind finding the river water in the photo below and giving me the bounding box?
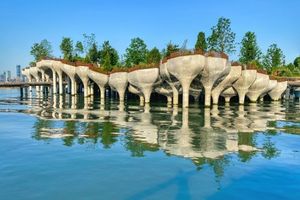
[0,89,300,200]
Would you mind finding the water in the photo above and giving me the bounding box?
[0,89,300,200]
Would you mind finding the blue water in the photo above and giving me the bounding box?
[0,89,300,200]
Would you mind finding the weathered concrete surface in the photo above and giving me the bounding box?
[221,87,237,103]
[246,73,270,102]
[211,66,242,104]
[128,68,159,104]
[159,63,181,105]
[268,81,288,101]
[200,56,230,107]
[109,72,128,102]
[260,80,278,100]
[128,85,144,105]
[88,70,108,100]
[233,70,257,104]
[166,55,205,107]
[154,84,173,104]
[76,66,90,97]
[61,64,77,95]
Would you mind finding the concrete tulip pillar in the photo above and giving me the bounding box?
[211,65,241,104]
[246,73,270,102]
[154,86,173,105]
[159,62,181,105]
[76,66,90,97]
[51,61,64,95]
[221,87,237,104]
[87,69,109,102]
[128,68,160,104]
[109,72,128,103]
[166,55,205,108]
[200,55,230,107]
[259,80,278,101]
[233,70,257,104]
[61,63,77,96]
[128,85,144,106]
[268,81,288,101]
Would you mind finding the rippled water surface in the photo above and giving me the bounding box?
[0,89,300,200]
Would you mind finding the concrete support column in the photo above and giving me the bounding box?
[225,96,231,103]
[139,96,144,106]
[238,90,247,105]
[57,71,63,95]
[70,77,77,96]
[171,86,179,105]
[142,86,152,104]
[52,70,57,94]
[181,80,192,108]
[118,90,125,102]
[204,86,212,107]
[167,96,172,104]
[83,79,89,97]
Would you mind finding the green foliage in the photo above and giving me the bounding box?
[239,32,261,64]
[163,41,180,57]
[124,37,148,67]
[86,43,99,64]
[146,47,161,64]
[207,17,236,54]
[60,37,73,61]
[83,33,96,54]
[102,52,112,71]
[99,41,119,70]
[30,39,52,61]
[294,56,300,68]
[262,44,285,73]
[75,41,84,56]
[195,32,207,51]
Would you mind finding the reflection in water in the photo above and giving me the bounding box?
[17,91,300,182]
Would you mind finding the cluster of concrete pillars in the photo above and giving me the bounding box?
[22,57,288,109]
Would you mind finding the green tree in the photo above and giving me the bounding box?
[294,56,300,68]
[124,37,148,67]
[30,39,52,61]
[99,41,119,67]
[207,17,236,54]
[263,44,285,73]
[239,32,261,65]
[195,32,207,52]
[75,41,84,56]
[86,43,99,64]
[60,37,73,61]
[102,52,112,71]
[146,47,161,64]
[164,42,180,57]
[83,33,96,54]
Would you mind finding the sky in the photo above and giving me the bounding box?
[0,0,299,75]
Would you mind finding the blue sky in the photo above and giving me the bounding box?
[0,0,299,75]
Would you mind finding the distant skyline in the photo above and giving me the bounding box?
[0,0,299,73]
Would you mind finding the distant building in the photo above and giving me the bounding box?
[7,71,11,81]
[0,72,7,82]
[16,65,21,80]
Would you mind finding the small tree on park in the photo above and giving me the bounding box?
[124,37,148,67]
[207,17,236,54]
[195,32,207,52]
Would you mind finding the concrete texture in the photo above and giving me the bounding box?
[88,70,108,100]
[268,81,288,101]
[200,56,230,106]
[246,73,270,102]
[109,72,128,102]
[211,66,242,104]
[166,55,205,107]
[128,68,160,104]
[233,70,257,104]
